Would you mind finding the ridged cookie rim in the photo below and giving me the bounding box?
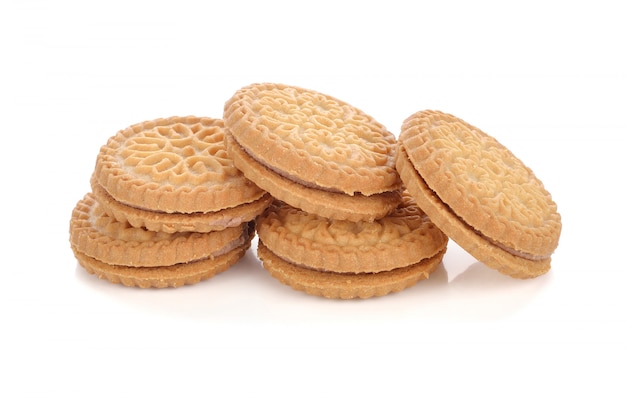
[396,146,551,279]
[225,133,401,222]
[223,82,401,196]
[72,239,251,288]
[257,241,444,299]
[91,177,271,233]
[70,193,247,267]
[94,116,266,214]
[399,110,561,258]
[256,199,448,274]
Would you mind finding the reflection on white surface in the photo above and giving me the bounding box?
[72,238,552,323]
[441,240,477,281]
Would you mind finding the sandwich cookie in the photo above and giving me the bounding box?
[256,193,448,299]
[223,83,402,222]
[396,110,561,278]
[70,193,253,288]
[93,116,271,233]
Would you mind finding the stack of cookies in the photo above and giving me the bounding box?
[223,83,449,299]
[70,116,272,288]
[70,82,562,298]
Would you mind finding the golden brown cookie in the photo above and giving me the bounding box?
[94,116,267,216]
[397,110,561,279]
[70,193,253,287]
[91,175,271,233]
[224,134,401,222]
[223,83,403,222]
[73,244,250,288]
[255,196,447,299]
[258,242,443,299]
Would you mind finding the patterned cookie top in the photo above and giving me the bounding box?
[399,110,561,258]
[95,116,265,213]
[70,193,246,267]
[256,193,447,273]
[223,83,401,196]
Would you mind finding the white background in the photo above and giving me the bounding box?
[2,1,624,397]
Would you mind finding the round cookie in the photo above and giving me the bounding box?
[223,83,403,222]
[93,116,268,228]
[224,134,401,222]
[91,175,271,233]
[73,244,250,289]
[258,243,444,300]
[255,195,448,299]
[70,193,253,287]
[397,110,561,278]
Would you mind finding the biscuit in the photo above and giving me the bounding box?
[91,175,271,233]
[255,195,447,299]
[70,193,253,288]
[224,134,401,222]
[257,243,443,300]
[223,83,403,222]
[72,245,249,288]
[94,116,268,221]
[397,110,561,278]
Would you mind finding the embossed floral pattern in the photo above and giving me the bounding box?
[251,87,392,166]
[224,83,400,196]
[120,120,237,186]
[400,110,561,256]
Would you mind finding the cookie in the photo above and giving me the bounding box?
[70,193,253,288]
[258,243,444,300]
[255,195,448,299]
[72,245,250,289]
[396,110,562,278]
[91,175,271,233]
[223,83,403,222]
[93,116,269,232]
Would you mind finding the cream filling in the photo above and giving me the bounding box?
[262,237,442,274]
[192,223,253,262]
[233,135,404,197]
[117,197,241,216]
[233,136,346,194]
[94,178,263,229]
[209,235,246,258]
[477,228,549,261]
[414,166,551,261]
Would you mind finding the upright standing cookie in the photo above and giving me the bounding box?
[396,110,561,278]
[223,83,402,222]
